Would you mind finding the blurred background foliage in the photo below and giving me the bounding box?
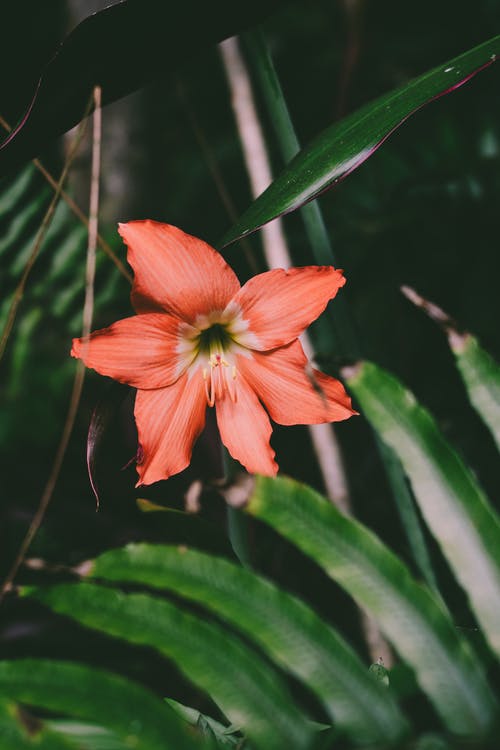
[1,0,499,742]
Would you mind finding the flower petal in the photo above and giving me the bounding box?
[118,220,240,321]
[216,375,278,476]
[134,373,207,486]
[237,339,356,425]
[227,266,345,350]
[71,313,192,389]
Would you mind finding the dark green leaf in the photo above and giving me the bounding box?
[0,0,290,173]
[221,35,500,245]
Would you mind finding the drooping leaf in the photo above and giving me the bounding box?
[346,361,500,660]
[25,583,314,750]
[0,660,200,750]
[0,0,290,174]
[86,542,408,745]
[221,35,500,245]
[246,475,498,736]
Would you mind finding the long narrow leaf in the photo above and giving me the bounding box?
[26,583,314,750]
[346,361,500,660]
[221,35,500,245]
[246,475,497,735]
[0,660,199,750]
[450,333,500,453]
[87,543,408,745]
[401,286,500,453]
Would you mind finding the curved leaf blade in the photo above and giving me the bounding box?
[221,35,500,245]
[451,334,500,453]
[0,697,77,750]
[0,0,289,174]
[87,542,408,745]
[346,361,500,660]
[26,583,314,750]
[0,660,199,750]
[401,286,500,454]
[246,475,497,736]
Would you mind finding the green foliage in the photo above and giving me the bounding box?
[0,660,201,750]
[25,582,313,750]
[346,361,500,660]
[0,165,126,450]
[87,543,408,744]
[451,333,500,452]
[166,700,241,748]
[247,476,497,735]
[16,436,500,745]
[221,33,500,245]
[0,696,76,750]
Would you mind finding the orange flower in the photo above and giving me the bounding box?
[72,221,356,486]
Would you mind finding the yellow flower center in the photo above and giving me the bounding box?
[176,306,259,406]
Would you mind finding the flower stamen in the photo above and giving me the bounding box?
[201,351,238,406]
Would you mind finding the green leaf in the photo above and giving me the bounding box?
[0,166,35,216]
[369,658,390,688]
[0,697,77,750]
[0,189,48,258]
[221,35,500,245]
[87,543,408,745]
[376,439,440,595]
[450,333,500,453]
[241,28,359,360]
[47,721,127,750]
[165,700,240,748]
[0,660,198,750]
[26,583,313,750]
[346,361,500,660]
[247,475,497,735]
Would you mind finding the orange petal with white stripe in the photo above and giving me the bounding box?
[71,313,190,389]
[227,266,345,351]
[216,375,278,475]
[237,339,356,425]
[134,373,207,486]
[118,220,240,322]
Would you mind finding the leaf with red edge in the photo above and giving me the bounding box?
[220,34,500,246]
[0,0,290,174]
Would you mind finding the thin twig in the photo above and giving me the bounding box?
[0,114,132,283]
[0,87,103,604]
